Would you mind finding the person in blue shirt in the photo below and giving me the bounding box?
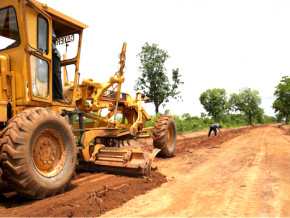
[208,124,222,137]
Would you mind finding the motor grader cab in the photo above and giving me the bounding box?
[0,0,177,199]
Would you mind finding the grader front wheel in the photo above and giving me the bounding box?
[153,115,177,157]
[0,108,77,199]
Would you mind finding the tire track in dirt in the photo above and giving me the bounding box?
[73,173,115,186]
[221,126,268,217]
[101,126,264,217]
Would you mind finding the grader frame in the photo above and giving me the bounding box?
[0,0,177,199]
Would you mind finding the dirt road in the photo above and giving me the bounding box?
[103,124,290,217]
[0,124,289,217]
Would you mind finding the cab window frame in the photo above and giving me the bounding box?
[30,54,50,99]
[55,32,79,61]
[37,14,49,55]
[0,5,21,51]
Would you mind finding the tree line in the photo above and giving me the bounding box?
[144,110,276,134]
[199,87,263,125]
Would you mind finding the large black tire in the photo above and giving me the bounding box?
[0,108,77,199]
[153,115,177,157]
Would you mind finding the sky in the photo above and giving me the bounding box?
[38,0,290,117]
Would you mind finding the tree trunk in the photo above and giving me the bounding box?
[214,114,217,123]
[285,114,288,124]
[155,104,159,116]
[154,97,160,116]
[249,114,252,125]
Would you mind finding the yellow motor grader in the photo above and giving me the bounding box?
[0,0,177,199]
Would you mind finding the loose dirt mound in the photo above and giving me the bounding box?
[174,126,258,155]
[0,171,166,217]
[278,124,290,135]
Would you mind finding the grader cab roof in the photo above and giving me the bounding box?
[30,0,88,35]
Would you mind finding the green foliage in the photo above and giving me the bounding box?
[275,112,285,123]
[181,113,191,121]
[261,115,277,124]
[144,113,210,134]
[229,88,262,125]
[200,112,207,119]
[216,113,248,127]
[144,114,159,128]
[170,114,209,134]
[135,43,183,115]
[199,88,228,122]
[164,109,172,115]
[117,116,124,124]
[272,76,290,124]
[254,108,265,124]
[144,111,277,134]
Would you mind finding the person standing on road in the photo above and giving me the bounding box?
[208,124,222,137]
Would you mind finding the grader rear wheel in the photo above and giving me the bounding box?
[0,108,77,199]
[153,115,177,157]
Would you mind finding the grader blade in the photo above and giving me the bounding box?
[89,147,160,174]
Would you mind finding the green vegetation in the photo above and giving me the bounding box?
[230,88,262,125]
[145,111,277,134]
[135,43,183,115]
[272,76,290,124]
[199,88,228,122]
[145,86,276,134]
[199,87,263,126]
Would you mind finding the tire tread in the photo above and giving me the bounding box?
[153,115,177,157]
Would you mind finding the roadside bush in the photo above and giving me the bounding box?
[113,111,278,134]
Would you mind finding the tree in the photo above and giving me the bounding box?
[254,108,265,124]
[135,43,183,115]
[272,76,290,124]
[229,88,262,125]
[199,88,227,122]
[181,113,191,121]
[263,115,277,124]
